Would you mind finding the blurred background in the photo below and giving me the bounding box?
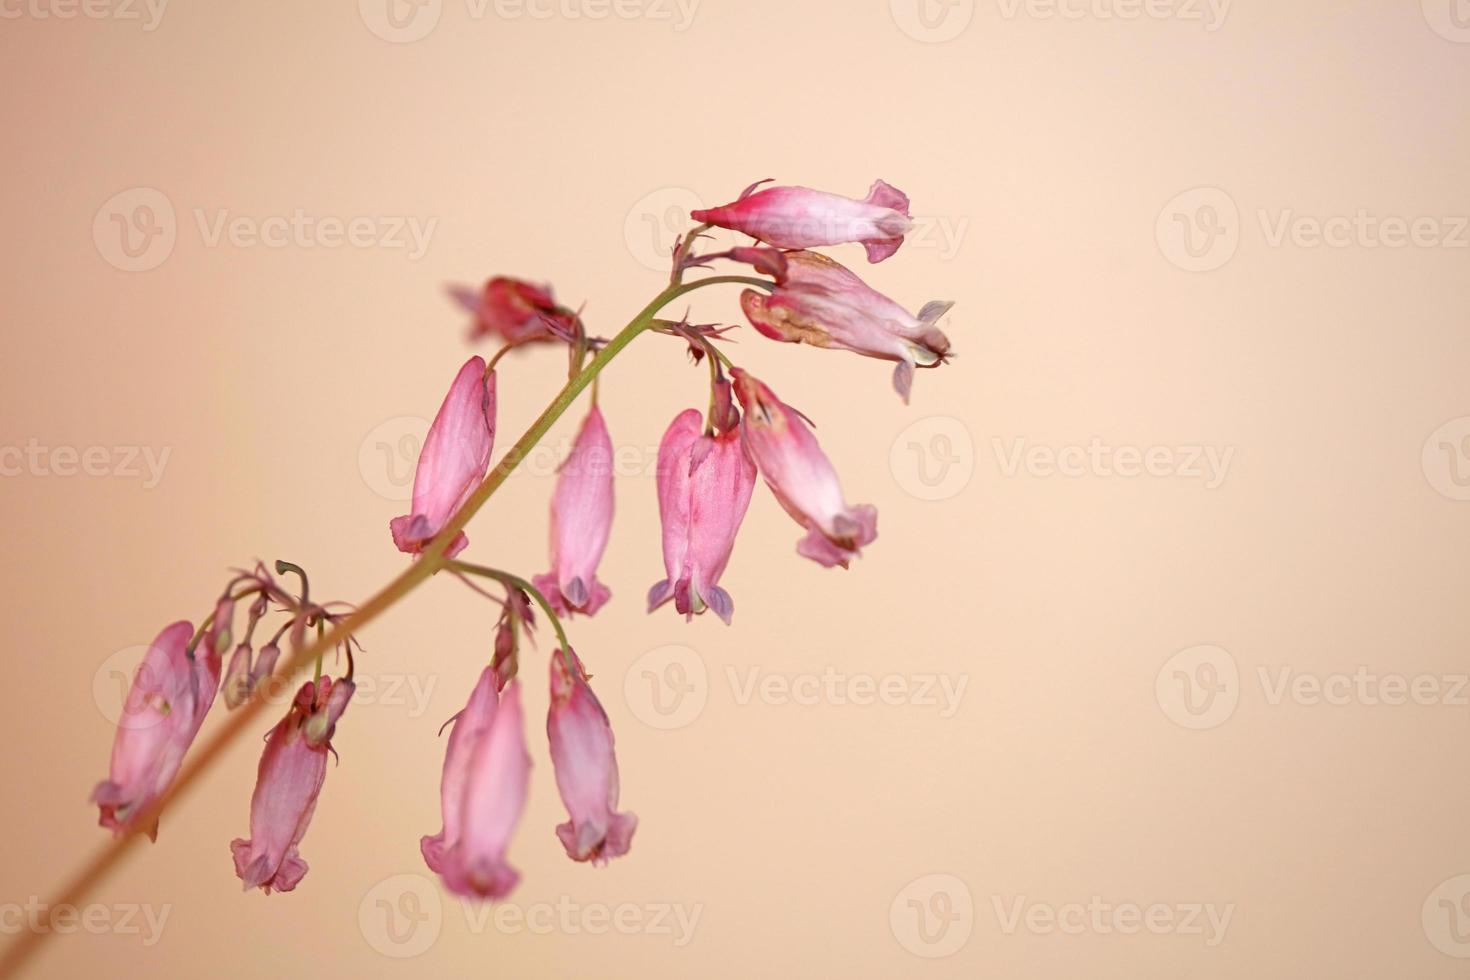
[1,0,1468,976]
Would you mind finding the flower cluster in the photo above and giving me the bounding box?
[89,177,952,903]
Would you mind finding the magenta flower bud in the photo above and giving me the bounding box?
[208,597,234,655]
[390,356,496,560]
[421,672,530,900]
[252,643,280,687]
[648,409,756,624]
[449,276,572,345]
[731,369,878,569]
[692,179,913,263]
[532,406,614,617]
[547,650,636,864]
[221,643,253,709]
[92,621,212,839]
[740,250,952,402]
[230,676,354,893]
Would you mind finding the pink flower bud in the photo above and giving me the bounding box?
[208,597,234,655]
[532,406,614,617]
[740,250,952,402]
[731,369,878,568]
[390,356,496,560]
[692,179,913,263]
[92,621,215,839]
[648,409,756,623]
[221,644,253,709]
[421,672,530,900]
[450,276,572,344]
[230,676,354,893]
[547,650,636,864]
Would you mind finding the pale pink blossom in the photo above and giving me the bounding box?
[547,649,636,864]
[532,406,614,617]
[740,250,952,402]
[92,621,217,839]
[231,675,355,893]
[648,409,756,623]
[731,369,877,568]
[390,356,496,559]
[421,673,530,900]
[692,179,913,263]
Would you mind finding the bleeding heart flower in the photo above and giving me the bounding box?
[692,179,913,263]
[547,649,636,864]
[532,405,614,617]
[731,369,877,568]
[740,250,952,402]
[449,277,575,345]
[421,672,530,900]
[390,356,496,560]
[231,675,355,893]
[92,621,217,839]
[648,408,757,623]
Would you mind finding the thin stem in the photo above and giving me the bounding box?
[0,271,767,979]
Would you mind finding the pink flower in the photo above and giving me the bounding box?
[449,277,574,345]
[547,650,636,864]
[421,672,530,900]
[221,642,280,710]
[692,179,913,263]
[532,406,614,617]
[92,621,218,839]
[648,408,757,623]
[740,250,952,402]
[390,356,496,560]
[731,369,878,568]
[231,675,355,893]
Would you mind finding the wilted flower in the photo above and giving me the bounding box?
[692,179,912,263]
[450,277,575,344]
[532,406,614,617]
[547,649,636,864]
[731,369,877,568]
[740,250,952,402]
[390,356,496,560]
[648,408,756,623]
[231,674,355,893]
[421,673,530,900]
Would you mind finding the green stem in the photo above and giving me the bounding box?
[447,561,569,654]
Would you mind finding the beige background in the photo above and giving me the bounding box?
[2,0,1469,976]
